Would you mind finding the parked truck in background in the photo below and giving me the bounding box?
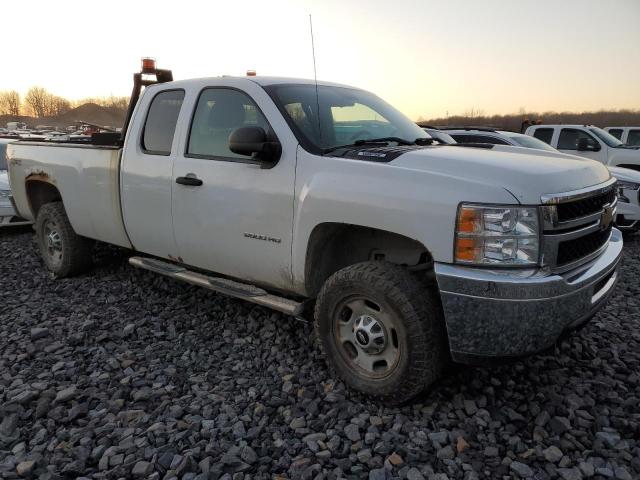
[1,138,31,227]
[525,124,640,170]
[604,126,640,147]
[7,61,622,403]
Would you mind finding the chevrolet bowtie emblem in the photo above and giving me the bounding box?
[601,205,614,230]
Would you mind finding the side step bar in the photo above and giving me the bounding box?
[129,256,304,316]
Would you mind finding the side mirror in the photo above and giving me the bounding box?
[577,137,601,152]
[229,126,281,165]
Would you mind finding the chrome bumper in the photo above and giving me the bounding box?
[435,228,623,362]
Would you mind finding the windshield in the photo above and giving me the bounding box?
[503,132,557,152]
[265,84,428,153]
[589,127,623,148]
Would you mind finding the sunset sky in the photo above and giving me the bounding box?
[2,0,639,120]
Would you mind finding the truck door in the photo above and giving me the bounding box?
[171,84,296,291]
[556,128,607,163]
[121,89,185,259]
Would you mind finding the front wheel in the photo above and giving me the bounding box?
[35,202,94,277]
[314,261,448,404]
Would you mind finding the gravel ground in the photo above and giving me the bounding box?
[1,227,639,480]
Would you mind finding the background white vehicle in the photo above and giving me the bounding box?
[7,62,622,403]
[443,127,640,231]
[525,124,640,170]
[604,126,640,146]
[0,139,31,227]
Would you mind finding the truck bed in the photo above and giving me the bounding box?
[7,141,132,248]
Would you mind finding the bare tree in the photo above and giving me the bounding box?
[0,91,21,116]
[48,96,71,116]
[24,87,49,118]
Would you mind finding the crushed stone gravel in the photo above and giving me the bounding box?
[0,227,638,479]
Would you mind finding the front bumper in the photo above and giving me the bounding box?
[615,196,640,230]
[435,228,623,363]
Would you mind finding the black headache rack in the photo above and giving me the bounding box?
[119,58,173,145]
[17,59,173,148]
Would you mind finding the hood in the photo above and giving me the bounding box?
[0,170,9,191]
[608,165,640,183]
[390,145,611,204]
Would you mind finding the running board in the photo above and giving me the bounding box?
[129,256,303,316]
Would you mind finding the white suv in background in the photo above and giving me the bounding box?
[605,127,640,146]
[442,127,640,231]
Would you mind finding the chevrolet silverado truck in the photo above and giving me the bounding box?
[7,61,623,403]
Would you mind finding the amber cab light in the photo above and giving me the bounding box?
[141,57,156,74]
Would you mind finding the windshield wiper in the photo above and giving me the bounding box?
[322,137,417,154]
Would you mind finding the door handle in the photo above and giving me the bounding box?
[176,174,203,186]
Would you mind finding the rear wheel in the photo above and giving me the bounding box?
[314,261,447,404]
[36,202,94,277]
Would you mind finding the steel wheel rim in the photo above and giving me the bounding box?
[43,219,63,266]
[333,295,401,379]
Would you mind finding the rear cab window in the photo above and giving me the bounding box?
[532,128,554,145]
[141,89,185,155]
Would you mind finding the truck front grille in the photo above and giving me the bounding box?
[556,224,612,267]
[541,179,617,272]
[556,188,617,222]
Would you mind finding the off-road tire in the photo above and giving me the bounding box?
[35,202,94,277]
[314,261,448,404]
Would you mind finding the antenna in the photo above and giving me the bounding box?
[309,14,322,145]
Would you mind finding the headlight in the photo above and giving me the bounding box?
[617,180,639,203]
[455,204,540,266]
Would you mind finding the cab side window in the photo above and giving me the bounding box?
[451,134,508,145]
[187,88,270,160]
[627,130,640,146]
[608,129,623,140]
[142,90,185,155]
[557,129,598,150]
[532,128,553,145]
[468,134,508,145]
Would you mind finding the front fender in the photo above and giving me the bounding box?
[291,148,517,293]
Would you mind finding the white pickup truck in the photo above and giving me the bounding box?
[7,62,623,403]
[525,124,640,170]
[604,126,640,147]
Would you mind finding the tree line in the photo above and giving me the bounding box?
[418,109,640,132]
[0,88,128,118]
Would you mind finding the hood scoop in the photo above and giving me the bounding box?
[330,144,432,162]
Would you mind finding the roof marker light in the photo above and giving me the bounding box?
[141,57,156,74]
[246,70,257,76]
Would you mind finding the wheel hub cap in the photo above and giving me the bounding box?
[353,314,386,354]
[47,230,62,252]
[335,297,400,377]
